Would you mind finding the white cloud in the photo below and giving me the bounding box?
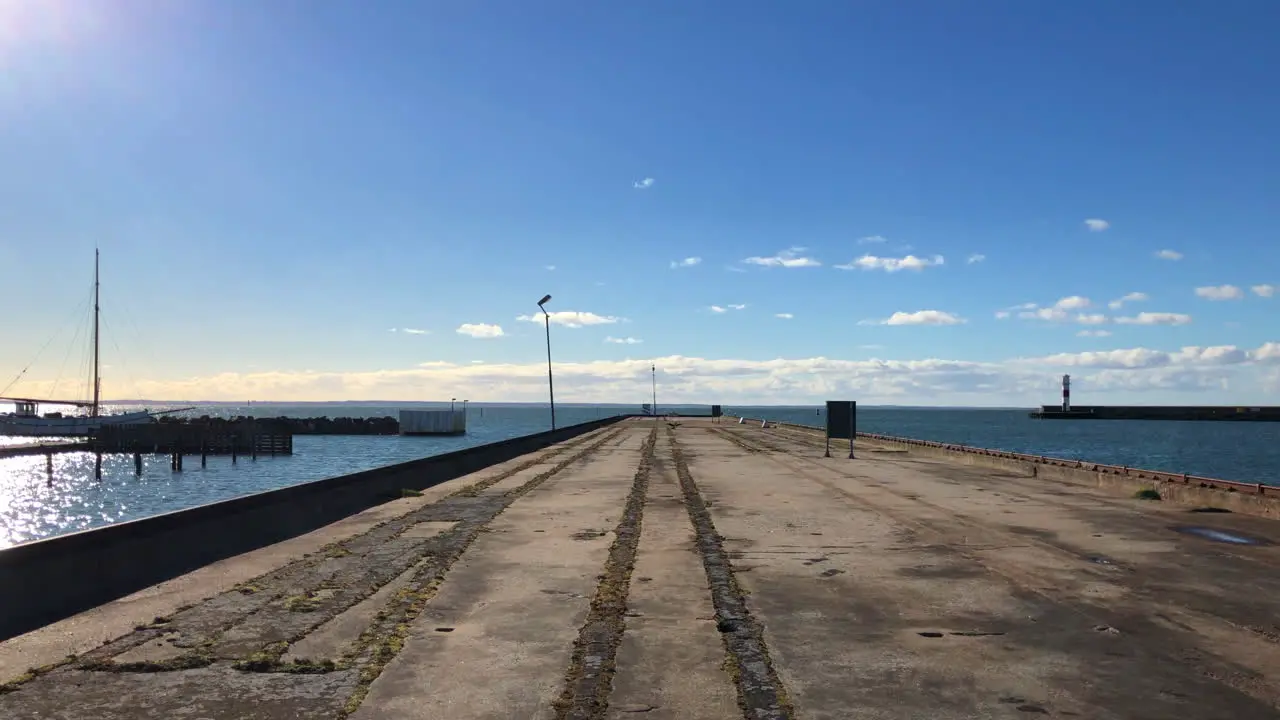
[1154,249,1183,261]
[1195,285,1244,301]
[401,328,429,335]
[1114,312,1193,326]
[670,257,702,269]
[877,310,966,326]
[709,304,746,314]
[31,342,1280,405]
[742,247,821,268]
[1084,218,1110,232]
[967,254,985,264]
[709,305,727,314]
[633,178,655,189]
[728,303,747,310]
[775,313,794,319]
[1253,284,1276,298]
[517,311,623,328]
[1054,296,1091,310]
[857,235,888,244]
[605,336,642,345]
[1029,344,1257,369]
[836,254,945,272]
[1015,297,1096,324]
[1108,292,1148,310]
[545,265,557,271]
[456,323,504,339]
[1077,330,1112,338]
[994,311,1011,319]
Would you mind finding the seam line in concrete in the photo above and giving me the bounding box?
[553,424,657,720]
[667,425,795,720]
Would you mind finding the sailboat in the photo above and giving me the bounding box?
[0,250,155,437]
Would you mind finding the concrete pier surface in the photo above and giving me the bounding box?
[4,417,1280,718]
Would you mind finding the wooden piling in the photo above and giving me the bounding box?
[94,453,102,480]
[134,452,142,475]
[201,442,207,468]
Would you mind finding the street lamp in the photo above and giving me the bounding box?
[538,294,556,430]
[451,397,456,412]
[651,364,657,418]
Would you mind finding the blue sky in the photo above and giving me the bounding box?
[1,0,1278,405]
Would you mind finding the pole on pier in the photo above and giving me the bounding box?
[134,452,143,475]
[848,402,856,460]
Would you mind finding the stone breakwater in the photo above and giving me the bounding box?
[155,416,400,436]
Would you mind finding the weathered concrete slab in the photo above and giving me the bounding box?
[350,425,648,720]
[605,432,739,720]
[699,422,1280,717]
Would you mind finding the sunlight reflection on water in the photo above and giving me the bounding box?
[0,405,635,548]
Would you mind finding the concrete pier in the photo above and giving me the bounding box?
[4,418,1280,718]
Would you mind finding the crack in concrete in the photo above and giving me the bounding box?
[667,426,795,720]
[553,424,657,720]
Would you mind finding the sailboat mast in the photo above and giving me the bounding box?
[92,249,100,418]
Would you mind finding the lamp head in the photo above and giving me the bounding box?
[537,294,552,306]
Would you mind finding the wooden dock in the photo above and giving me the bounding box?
[91,420,293,456]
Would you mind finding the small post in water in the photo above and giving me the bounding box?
[201,441,208,468]
[134,452,143,475]
[95,452,102,480]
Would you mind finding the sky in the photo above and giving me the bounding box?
[1,0,1278,407]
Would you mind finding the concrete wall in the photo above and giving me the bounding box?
[0,416,626,642]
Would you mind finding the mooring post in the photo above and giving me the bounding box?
[95,452,103,480]
[201,441,208,468]
[134,452,143,475]
[251,434,257,461]
[231,434,238,464]
[45,452,53,480]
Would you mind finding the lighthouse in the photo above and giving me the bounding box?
[1062,374,1071,412]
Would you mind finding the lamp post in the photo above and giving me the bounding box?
[451,397,456,412]
[538,294,556,430]
[651,364,657,418]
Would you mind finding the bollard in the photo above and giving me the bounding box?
[134,452,143,475]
